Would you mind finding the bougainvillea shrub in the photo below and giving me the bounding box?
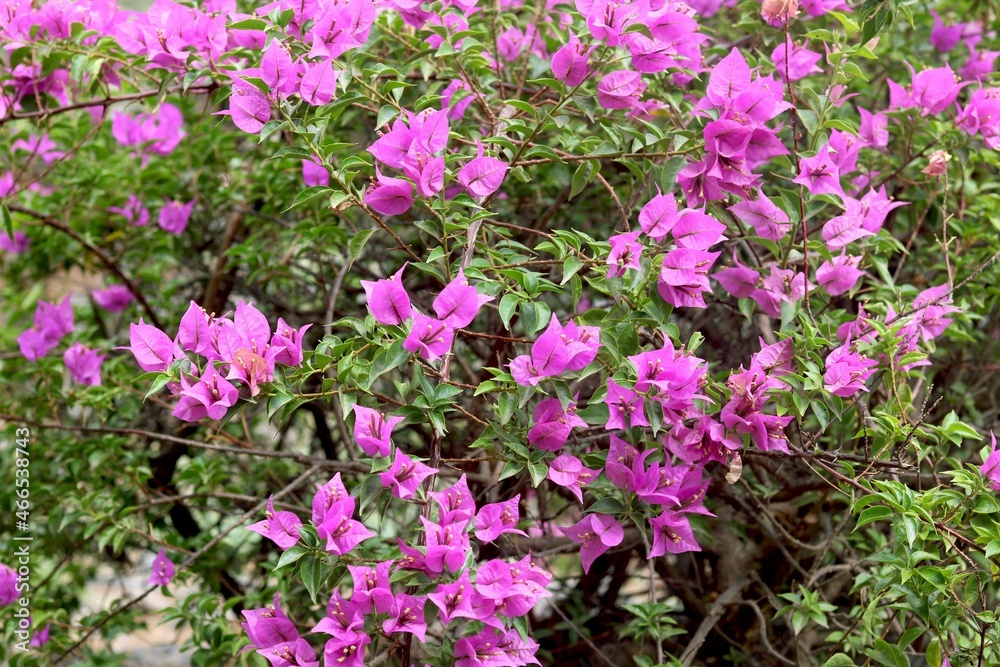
[1,0,1000,665]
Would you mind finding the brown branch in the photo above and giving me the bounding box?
[7,204,164,329]
[0,84,216,126]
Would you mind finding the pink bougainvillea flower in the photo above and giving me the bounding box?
[474,559,513,601]
[380,449,437,499]
[648,510,701,557]
[313,592,365,646]
[108,195,150,227]
[793,144,843,197]
[980,431,1000,491]
[177,301,214,359]
[381,593,427,642]
[771,38,822,81]
[528,396,586,451]
[455,628,540,667]
[606,231,643,279]
[729,190,791,241]
[888,64,967,116]
[705,48,752,107]
[605,379,648,430]
[561,514,624,573]
[63,343,105,386]
[638,186,680,241]
[259,40,298,98]
[352,405,403,457]
[672,210,728,250]
[657,249,720,309]
[605,435,656,493]
[342,560,394,627]
[930,10,963,52]
[18,295,74,361]
[562,319,601,371]
[368,117,414,169]
[29,623,50,648]
[429,571,478,624]
[0,565,16,607]
[12,133,65,164]
[302,156,330,187]
[475,495,527,543]
[402,153,445,198]
[597,70,646,110]
[0,230,30,254]
[361,264,412,326]
[551,31,592,86]
[528,315,571,377]
[314,492,373,556]
[346,561,395,615]
[246,495,302,550]
[92,285,135,313]
[148,549,175,587]
[749,263,809,318]
[822,203,873,251]
[456,141,508,198]
[858,107,889,149]
[422,516,471,574]
[111,103,185,156]
[126,318,178,372]
[429,473,476,524]
[173,363,239,422]
[222,76,271,133]
[300,60,339,106]
[714,252,760,299]
[403,312,454,361]
[547,454,598,503]
[269,318,311,367]
[365,167,413,216]
[816,253,864,295]
[433,268,494,328]
[823,339,878,397]
[158,198,194,235]
[318,631,367,667]
[240,594,301,657]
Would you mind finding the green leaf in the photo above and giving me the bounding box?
[300,556,325,604]
[570,161,597,200]
[855,505,892,529]
[376,105,398,130]
[0,202,12,242]
[228,18,268,30]
[562,256,584,285]
[587,497,625,515]
[286,186,334,212]
[822,655,857,667]
[527,462,548,487]
[866,639,909,667]
[275,546,308,570]
[349,228,377,262]
[499,293,520,330]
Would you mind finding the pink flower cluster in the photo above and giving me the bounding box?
[111,102,185,159]
[244,473,550,667]
[509,315,600,386]
[361,265,493,362]
[126,301,310,421]
[721,338,796,452]
[825,284,958,397]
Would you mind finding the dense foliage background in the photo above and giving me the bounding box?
[1,0,999,665]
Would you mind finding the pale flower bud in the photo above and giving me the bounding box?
[921,150,951,176]
[761,0,798,26]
